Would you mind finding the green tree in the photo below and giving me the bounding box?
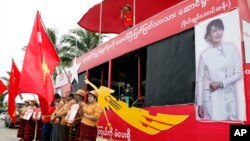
[59,28,104,67]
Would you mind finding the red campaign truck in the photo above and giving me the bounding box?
[63,0,250,140]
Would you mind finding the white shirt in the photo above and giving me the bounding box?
[196,42,243,120]
[196,42,242,107]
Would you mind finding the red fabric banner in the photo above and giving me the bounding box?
[78,0,183,34]
[19,12,60,113]
[0,79,7,95]
[8,59,21,124]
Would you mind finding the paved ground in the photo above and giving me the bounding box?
[0,120,19,141]
[0,119,111,141]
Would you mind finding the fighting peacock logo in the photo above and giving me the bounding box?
[85,78,189,135]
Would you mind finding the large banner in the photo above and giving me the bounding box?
[243,20,250,64]
[243,20,250,122]
[195,9,246,121]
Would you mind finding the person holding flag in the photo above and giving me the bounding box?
[17,99,30,141]
[18,11,60,141]
[40,95,56,141]
[22,98,38,141]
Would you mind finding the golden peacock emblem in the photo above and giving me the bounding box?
[85,78,189,135]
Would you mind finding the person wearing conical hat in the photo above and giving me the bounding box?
[17,99,30,141]
[79,90,102,141]
[68,89,86,141]
[23,97,37,141]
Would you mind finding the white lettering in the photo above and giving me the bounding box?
[200,0,208,7]
[234,129,247,136]
[234,129,241,136]
[241,129,247,136]
[181,0,231,28]
[97,126,131,140]
[245,70,250,74]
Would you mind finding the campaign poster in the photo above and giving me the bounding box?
[195,9,246,122]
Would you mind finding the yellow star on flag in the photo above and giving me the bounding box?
[42,55,50,84]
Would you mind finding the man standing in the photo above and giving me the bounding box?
[55,92,76,141]
[120,4,133,29]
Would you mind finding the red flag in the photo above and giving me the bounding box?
[8,59,21,124]
[19,12,60,111]
[0,79,7,95]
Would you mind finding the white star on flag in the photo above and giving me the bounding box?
[70,57,81,83]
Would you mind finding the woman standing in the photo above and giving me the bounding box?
[33,106,42,141]
[196,19,242,120]
[23,99,37,141]
[68,89,86,141]
[79,90,102,141]
[17,99,30,141]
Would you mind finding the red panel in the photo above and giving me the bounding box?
[97,105,232,141]
[244,64,250,123]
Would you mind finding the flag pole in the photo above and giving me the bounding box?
[73,28,78,91]
[133,0,136,27]
[98,1,103,45]
[32,94,39,105]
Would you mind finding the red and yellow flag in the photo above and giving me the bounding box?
[0,79,7,95]
[8,59,21,124]
[19,11,60,112]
